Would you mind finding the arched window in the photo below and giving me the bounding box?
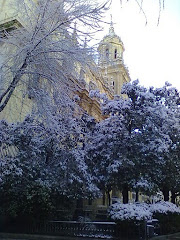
[106,48,109,59]
[111,81,115,89]
[114,49,117,59]
[110,77,115,90]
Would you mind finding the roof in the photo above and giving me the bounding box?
[99,20,124,47]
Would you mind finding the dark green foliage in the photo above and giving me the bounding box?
[0,181,77,232]
[115,220,144,240]
[0,180,54,222]
[53,195,76,221]
[153,212,180,235]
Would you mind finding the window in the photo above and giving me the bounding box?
[114,49,117,59]
[0,19,21,38]
[110,77,115,89]
[106,48,109,59]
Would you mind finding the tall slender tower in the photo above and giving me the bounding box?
[98,17,130,95]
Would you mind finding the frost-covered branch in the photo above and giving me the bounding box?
[0,0,110,117]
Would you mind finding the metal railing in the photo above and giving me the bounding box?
[31,221,115,238]
[3,220,116,238]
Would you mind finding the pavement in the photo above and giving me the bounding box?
[152,232,180,240]
[0,233,101,240]
[0,233,82,240]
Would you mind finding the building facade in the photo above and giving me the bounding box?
[0,0,133,220]
[0,1,130,122]
[98,20,130,96]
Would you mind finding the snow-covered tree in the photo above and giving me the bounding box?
[3,112,99,196]
[0,0,110,118]
[0,111,100,219]
[86,80,180,203]
[149,83,180,202]
[0,120,22,183]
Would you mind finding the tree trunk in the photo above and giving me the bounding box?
[76,198,84,217]
[122,186,129,204]
[135,190,139,202]
[171,191,176,204]
[102,190,106,205]
[76,198,83,209]
[107,191,111,206]
[162,187,169,201]
[73,198,83,219]
[0,60,27,112]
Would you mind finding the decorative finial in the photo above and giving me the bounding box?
[109,14,115,36]
[73,22,77,34]
[72,21,78,44]
[84,37,87,48]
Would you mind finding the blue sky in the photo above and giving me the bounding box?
[98,0,180,90]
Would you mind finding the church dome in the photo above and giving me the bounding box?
[100,21,124,48]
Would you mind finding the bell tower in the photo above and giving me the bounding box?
[98,16,130,95]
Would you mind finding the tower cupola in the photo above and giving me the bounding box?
[97,16,130,96]
[98,16,124,65]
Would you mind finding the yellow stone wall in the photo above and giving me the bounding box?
[0,0,157,222]
[0,0,17,24]
[0,1,134,219]
[98,23,130,96]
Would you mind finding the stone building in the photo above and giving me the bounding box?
[76,19,130,122]
[0,1,130,122]
[98,19,130,96]
[0,0,134,220]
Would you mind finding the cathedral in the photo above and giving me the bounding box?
[0,0,133,219]
[98,20,130,96]
[76,19,130,121]
[0,1,130,122]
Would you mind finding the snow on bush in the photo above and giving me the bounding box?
[109,202,152,221]
[109,201,180,221]
[150,201,180,214]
